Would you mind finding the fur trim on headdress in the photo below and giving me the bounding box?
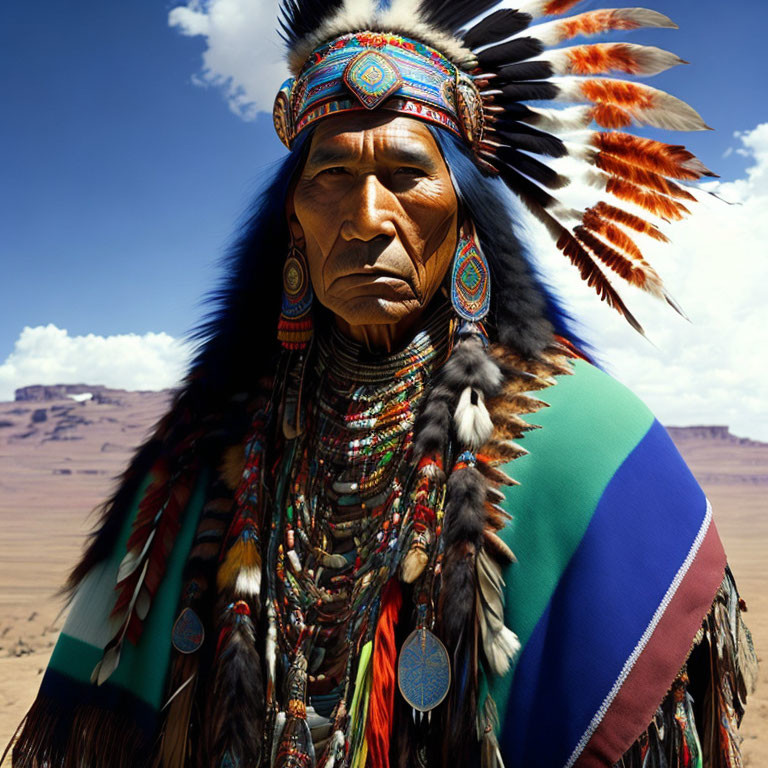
[284,0,477,74]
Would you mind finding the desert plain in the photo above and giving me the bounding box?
[0,386,765,762]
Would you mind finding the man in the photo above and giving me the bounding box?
[8,0,756,766]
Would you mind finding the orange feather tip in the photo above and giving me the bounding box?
[543,0,583,15]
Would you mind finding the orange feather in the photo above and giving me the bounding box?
[559,10,643,41]
[591,133,713,180]
[574,226,664,295]
[567,43,645,75]
[582,208,645,260]
[556,229,643,333]
[581,79,655,109]
[544,0,583,15]
[590,202,669,242]
[606,178,690,221]
[595,154,697,201]
[589,103,633,129]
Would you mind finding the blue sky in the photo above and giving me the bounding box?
[2,0,767,436]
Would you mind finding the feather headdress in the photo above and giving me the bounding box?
[274,0,714,334]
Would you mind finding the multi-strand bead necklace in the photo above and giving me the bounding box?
[265,308,450,764]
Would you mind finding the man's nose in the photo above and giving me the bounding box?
[340,174,397,242]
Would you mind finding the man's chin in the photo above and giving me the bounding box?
[329,295,422,327]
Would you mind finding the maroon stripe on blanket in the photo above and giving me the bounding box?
[577,518,726,767]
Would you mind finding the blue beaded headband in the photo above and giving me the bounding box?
[273,31,485,153]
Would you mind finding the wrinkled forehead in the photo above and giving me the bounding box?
[301,112,448,171]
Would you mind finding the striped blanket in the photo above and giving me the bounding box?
[491,359,726,767]
[10,359,729,767]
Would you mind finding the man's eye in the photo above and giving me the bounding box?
[318,167,349,177]
[395,167,426,177]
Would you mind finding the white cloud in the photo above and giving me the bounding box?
[520,123,768,441]
[0,325,191,402]
[169,0,286,119]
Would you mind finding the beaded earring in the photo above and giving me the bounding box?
[450,223,491,327]
[277,244,314,350]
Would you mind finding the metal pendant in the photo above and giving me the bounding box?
[171,607,204,654]
[398,627,451,712]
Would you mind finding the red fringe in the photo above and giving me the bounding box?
[366,580,403,768]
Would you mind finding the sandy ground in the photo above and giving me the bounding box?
[0,395,765,762]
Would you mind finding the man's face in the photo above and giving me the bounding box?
[290,113,458,332]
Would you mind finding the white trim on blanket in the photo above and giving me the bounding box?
[563,498,713,768]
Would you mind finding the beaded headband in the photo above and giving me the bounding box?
[273,32,485,153]
[275,0,715,334]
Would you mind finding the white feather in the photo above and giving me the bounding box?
[532,44,685,77]
[116,528,156,584]
[485,625,521,677]
[322,730,346,768]
[266,603,277,689]
[516,0,563,20]
[455,387,494,450]
[91,559,149,685]
[514,8,677,47]
[523,105,594,133]
[234,566,262,597]
[135,586,151,621]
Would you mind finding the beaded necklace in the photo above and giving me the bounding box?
[265,307,451,765]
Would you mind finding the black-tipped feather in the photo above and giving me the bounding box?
[495,80,560,102]
[419,0,499,34]
[462,10,534,49]
[477,37,544,67]
[496,147,569,188]
[493,127,567,158]
[492,59,555,82]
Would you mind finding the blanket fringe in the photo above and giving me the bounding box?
[4,694,154,768]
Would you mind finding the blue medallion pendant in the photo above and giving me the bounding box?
[171,606,205,654]
[398,627,451,712]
